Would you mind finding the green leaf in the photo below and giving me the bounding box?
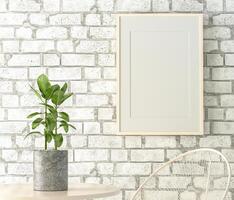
[68,124,76,130]
[30,85,43,102]
[27,112,41,119]
[54,134,63,148]
[45,84,60,99]
[32,118,43,129]
[24,131,43,139]
[37,74,51,97]
[51,90,64,105]
[59,120,69,133]
[46,114,56,131]
[59,112,69,122]
[59,93,73,105]
[61,83,67,93]
[45,132,52,143]
[40,103,54,110]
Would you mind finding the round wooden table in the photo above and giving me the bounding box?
[0,183,120,200]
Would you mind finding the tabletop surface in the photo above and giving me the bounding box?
[0,183,121,200]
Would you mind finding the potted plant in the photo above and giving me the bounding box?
[26,74,75,191]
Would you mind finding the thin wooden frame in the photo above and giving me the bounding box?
[117,14,203,135]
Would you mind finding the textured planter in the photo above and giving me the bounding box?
[33,150,68,191]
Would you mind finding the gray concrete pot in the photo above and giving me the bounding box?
[33,150,68,191]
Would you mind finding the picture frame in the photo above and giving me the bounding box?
[117,14,203,135]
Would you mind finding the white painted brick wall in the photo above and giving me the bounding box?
[0,0,233,199]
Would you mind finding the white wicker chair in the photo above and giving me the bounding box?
[130,148,231,200]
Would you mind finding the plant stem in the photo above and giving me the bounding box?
[44,100,47,150]
[54,105,58,150]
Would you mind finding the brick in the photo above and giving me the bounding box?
[8,163,33,175]
[204,81,232,93]
[16,27,32,39]
[88,136,122,148]
[85,14,101,25]
[84,68,101,79]
[225,54,234,65]
[115,163,151,175]
[2,150,17,161]
[97,163,113,175]
[20,94,38,106]
[57,40,73,52]
[104,177,135,189]
[103,68,116,79]
[0,54,4,66]
[71,27,88,39]
[180,136,197,147]
[8,108,38,120]
[173,163,204,175]
[111,150,128,161]
[29,14,47,25]
[43,0,60,12]
[9,0,40,11]
[221,95,234,106]
[69,163,95,175]
[74,149,108,161]
[153,0,169,11]
[207,0,223,11]
[48,67,81,80]
[43,54,60,66]
[90,27,115,39]
[0,0,7,11]
[204,40,218,52]
[2,95,19,107]
[145,191,178,200]
[84,122,100,134]
[221,41,234,52]
[36,27,68,39]
[98,108,114,120]
[98,54,115,66]
[181,192,196,200]
[199,136,231,147]
[204,27,230,39]
[226,0,234,11]
[63,0,95,11]
[16,136,32,148]
[103,122,117,134]
[0,136,12,147]
[29,68,46,79]
[0,109,4,120]
[212,68,234,80]
[0,68,27,80]
[115,0,151,11]
[0,81,13,93]
[213,122,234,134]
[172,0,203,11]
[159,177,191,189]
[0,163,5,175]
[2,41,19,53]
[0,27,14,39]
[0,14,27,25]
[90,81,116,93]
[207,54,223,66]
[213,14,234,25]
[145,136,177,148]
[222,149,234,162]
[49,14,81,25]
[76,41,109,53]
[131,149,164,161]
[8,54,40,67]
[20,150,33,162]
[70,135,87,148]
[97,0,114,11]
[62,54,95,66]
[103,14,116,26]
[76,95,108,106]
[71,81,88,93]
[208,108,224,120]
[125,136,141,148]
[64,108,95,120]
[21,40,54,52]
